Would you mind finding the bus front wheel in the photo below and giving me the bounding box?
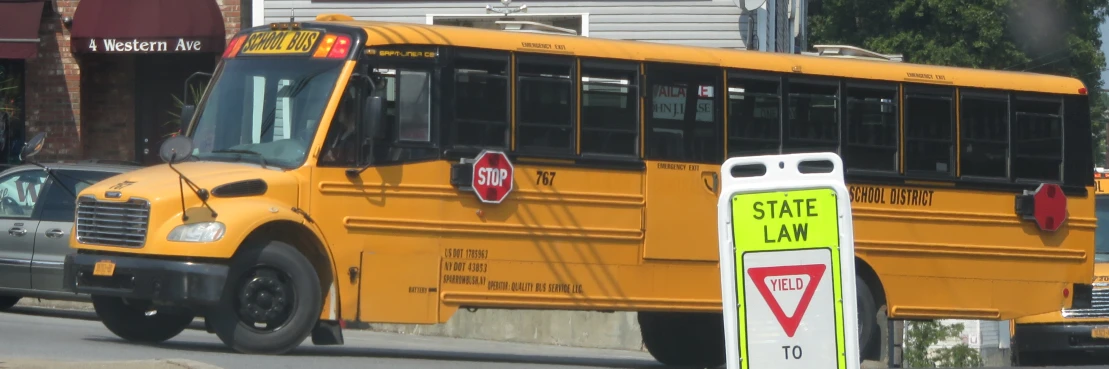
[208,239,322,355]
[638,311,726,367]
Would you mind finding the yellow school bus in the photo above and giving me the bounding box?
[58,15,1095,367]
[1010,171,1109,366]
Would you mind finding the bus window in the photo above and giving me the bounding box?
[396,69,432,144]
[515,55,575,155]
[784,79,839,154]
[904,86,955,175]
[959,91,1009,178]
[369,67,438,163]
[580,61,639,157]
[726,74,780,157]
[318,85,359,167]
[1013,96,1063,182]
[645,63,722,163]
[451,53,509,149]
[844,82,899,172]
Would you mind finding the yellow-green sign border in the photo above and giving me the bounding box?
[730,187,848,369]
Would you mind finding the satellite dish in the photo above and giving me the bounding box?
[733,0,766,11]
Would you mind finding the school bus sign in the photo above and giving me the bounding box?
[716,153,860,369]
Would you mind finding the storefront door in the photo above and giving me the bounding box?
[134,54,216,165]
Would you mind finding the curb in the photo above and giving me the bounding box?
[164,359,226,369]
[14,298,93,311]
[0,358,224,369]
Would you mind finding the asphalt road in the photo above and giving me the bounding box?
[0,306,665,369]
[4,306,1108,369]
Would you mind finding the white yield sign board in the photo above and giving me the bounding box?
[716,152,860,369]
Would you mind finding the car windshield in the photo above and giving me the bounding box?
[1096,196,1109,262]
[188,57,345,168]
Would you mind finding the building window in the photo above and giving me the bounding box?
[0,61,25,164]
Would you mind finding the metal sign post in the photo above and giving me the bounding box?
[717,152,860,369]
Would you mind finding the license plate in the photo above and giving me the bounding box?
[239,30,321,55]
[93,260,116,277]
[1092,326,1109,339]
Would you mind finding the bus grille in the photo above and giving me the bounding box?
[75,196,150,247]
[1062,287,1109,318]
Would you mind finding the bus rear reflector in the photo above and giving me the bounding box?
[1014,183,1067,232]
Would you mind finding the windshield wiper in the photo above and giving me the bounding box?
[211,149,268,169]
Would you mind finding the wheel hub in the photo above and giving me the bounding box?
[237,267,293,329]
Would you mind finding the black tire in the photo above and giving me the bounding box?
[91,295,195,343]
[208,239,321,355]
[638,311,726,368]
[0,295,20,311]
[856,275,879,361]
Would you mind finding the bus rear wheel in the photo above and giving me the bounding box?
[638,311,726,368]
[208,239,321,355]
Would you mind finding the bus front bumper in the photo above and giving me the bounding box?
[1015,323,1109,353]
[62,251,229,307]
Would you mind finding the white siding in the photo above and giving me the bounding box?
[263,0,752,49]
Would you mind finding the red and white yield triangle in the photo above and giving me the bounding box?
[746,264,827,337]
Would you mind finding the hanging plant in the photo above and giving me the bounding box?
[0,73,22,119]
[164,82,208,138]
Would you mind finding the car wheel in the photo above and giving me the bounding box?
[91,295,195,343]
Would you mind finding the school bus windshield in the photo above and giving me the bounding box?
[188,57,345,168]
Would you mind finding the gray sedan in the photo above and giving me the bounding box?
[0,161,139,310]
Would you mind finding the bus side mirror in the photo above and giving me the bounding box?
[362,96,385,138]
[181,104,196,126]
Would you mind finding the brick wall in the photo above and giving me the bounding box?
[80,54,135,162]
[20,0,244,163]
[218,0,243,42]
[24,1,80,161]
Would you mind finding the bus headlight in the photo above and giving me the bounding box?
[167,222,226,243]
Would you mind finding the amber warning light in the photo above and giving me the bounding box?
[1014,183,1068,232]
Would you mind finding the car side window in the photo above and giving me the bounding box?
[0,170,48,219]
[39,170,117,223]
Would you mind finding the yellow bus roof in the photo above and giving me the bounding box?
[308,16,1087,96]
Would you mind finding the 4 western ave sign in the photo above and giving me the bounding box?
[74,37,220,53]
[716,152,860,369]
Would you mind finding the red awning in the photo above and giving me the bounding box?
[0,1,47,59]
[71,0,226,54]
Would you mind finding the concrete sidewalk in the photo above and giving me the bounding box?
[0,358,223,369]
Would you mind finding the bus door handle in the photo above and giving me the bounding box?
[702,171,719,194]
